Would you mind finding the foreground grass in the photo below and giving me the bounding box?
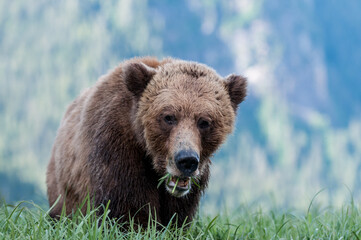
[1,200,361,239]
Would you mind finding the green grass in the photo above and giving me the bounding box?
[1,200,361,239]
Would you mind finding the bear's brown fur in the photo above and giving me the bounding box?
[46,57,247,225]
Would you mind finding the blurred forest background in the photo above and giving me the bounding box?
[1,0,361,213]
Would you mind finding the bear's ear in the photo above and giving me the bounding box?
[123,62,156,98]
[224,74,247,111]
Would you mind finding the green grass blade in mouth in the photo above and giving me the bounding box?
[172,177,179,193]
[191,177,201,189]
[157,173,171,189]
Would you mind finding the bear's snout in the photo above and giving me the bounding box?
[174,150,199,176]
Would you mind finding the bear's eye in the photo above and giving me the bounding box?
[164,115,177,125]
[198,118,210,130]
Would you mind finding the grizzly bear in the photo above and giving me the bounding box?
[46,57,247,226]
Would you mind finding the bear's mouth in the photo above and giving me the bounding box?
[167,176,190,190]
[158,173,200,197]
[162,175,191,197]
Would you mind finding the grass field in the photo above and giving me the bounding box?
[1,198,361,239]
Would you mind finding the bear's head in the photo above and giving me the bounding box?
[124,59,247,197]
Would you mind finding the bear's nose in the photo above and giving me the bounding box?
[174,150,199,176]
